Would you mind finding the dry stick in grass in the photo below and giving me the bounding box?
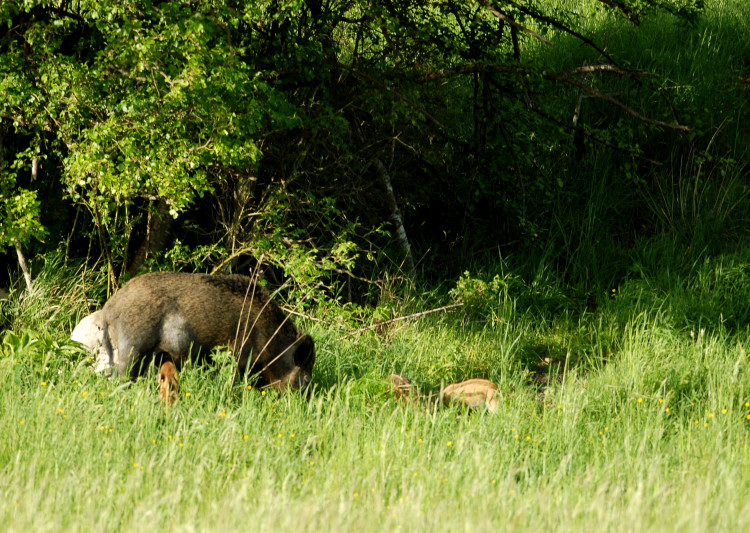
[340,303,463,341]
[15,245,33,292]
[281,307,322,322]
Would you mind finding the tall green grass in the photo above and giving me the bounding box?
[529,0,750,293]
[3,242,750,531]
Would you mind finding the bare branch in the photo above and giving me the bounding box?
[503,0,623,68]
[416,62,646,84]
[543,70,690,132]
[417,63,523,83]
[598,0,641,25]
[558,64,649,78]
[478,1,553,46]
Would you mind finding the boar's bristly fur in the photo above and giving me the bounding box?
[73,272,315,397]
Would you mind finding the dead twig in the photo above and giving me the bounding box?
[340,303,463,340]
[478,1,553,46]
[543,70,690,132]
[504,0,623,68]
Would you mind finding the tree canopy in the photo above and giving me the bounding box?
[2,0,744,296]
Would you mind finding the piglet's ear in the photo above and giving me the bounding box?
[294,334,315,369]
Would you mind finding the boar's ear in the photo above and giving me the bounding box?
[294,334,315,369]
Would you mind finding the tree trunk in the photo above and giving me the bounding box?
[125,199,174,277]
[14,155,39,292]
[371,158,415,276]
[15,245,32,292]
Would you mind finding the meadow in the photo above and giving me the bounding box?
[3,244,750,532]
[3,0,750,531]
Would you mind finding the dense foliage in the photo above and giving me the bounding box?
[3,0,745,297]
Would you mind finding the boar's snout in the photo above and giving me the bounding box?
[297,370,312,390]
[264,334,315,394]
[268,366,313,393]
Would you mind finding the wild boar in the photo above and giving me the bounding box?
[71,272,315,399]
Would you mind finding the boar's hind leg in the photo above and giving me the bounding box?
[114,332,158,380]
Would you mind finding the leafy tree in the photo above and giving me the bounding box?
[0,0,718,294]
